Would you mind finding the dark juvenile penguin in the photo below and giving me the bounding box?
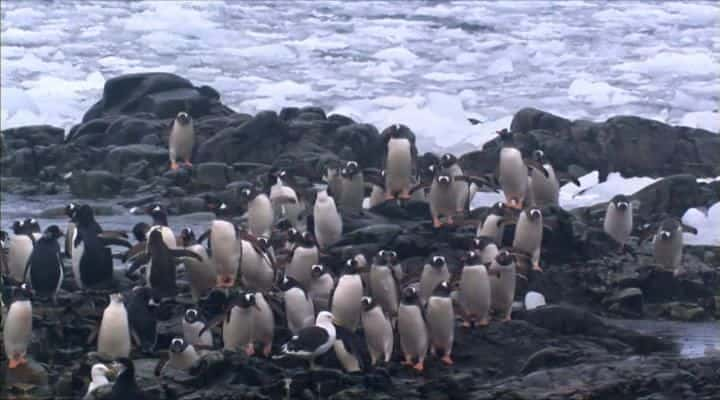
[426,281,455,365]
[110,358,146,400]
[280,276,316,334]
[72,205,131,289]
[489,250,517,321]
[4,284,33,368]
[360,296,394,366]
[127,230,202,299]
[652,218,697,276]
[369,249,400,318]
[529,150,560,206]
[604,194,633,251]
[339,161,365,211]
[169,111,194,170]
[323,159,344,204]
[23,217,42,238]
[7,219,35,283]
[280,311,336,369]
[398,286,428,372]
[122,222,150,263]
[511,207,544,272]
[25,225,64,298]
[419,255,450,305]
[237,185,274,237]
[308,264,335,312]
[64,202,77,258]
[497,129,528,209]
[458,250,491,327]
[381,124,417,200]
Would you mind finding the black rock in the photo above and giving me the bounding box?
[106,144,168,174]
[68,169,122,197]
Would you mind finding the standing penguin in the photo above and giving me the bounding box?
[529,150,560,206]
[127,230,203,299]
[338,161,365,211]
[238,185,274,238]
[98,293,131,359]
[604,194,633,251]
[145,204,176,250]
[7,219,34,283]
[426,281,455,365]
[369,250,400,318]
[360,296,394,366]
[331,259,364,331]
[110,358,146,400]
[398,286,428,372]
[470,236,500,264]
[25,225,64,299]
[281,276,316,334]
[323,161,344,205]
[169,111,194,170]
[221,292,259,355]
[419,255,450,305]
[313,189,343,249]
[4,284,33,369]
[488,250,517,321]
[382,124,416,200]
[512,207,544,272]
[497,129,529,209]
[308,264,335,312]
[203,202,241,287]
[64,202,77,258]
[182,308,213,348]
[458,250,491,327]
[178,227,216,301]
[124,286,158,353]
[427,174,461,228]
[477,202,510,244]
[269,169,306,230]
[239,234,275,292]
[652,218,697,276]
[285,232,320,290]
[438,153,472,213]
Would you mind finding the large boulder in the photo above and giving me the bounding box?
[68,169,122,197]
[105,144,168,174]
[1,125,65,150]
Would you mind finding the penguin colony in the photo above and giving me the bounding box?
[0,120,699,397]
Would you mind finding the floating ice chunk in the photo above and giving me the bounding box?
[615,52,719,76]
[1,87,42,116]
[372,47,419,65]
[486,58,513,75]
[665,3,720,27]
[97,56,138,68]
[286,35,349,50]
[423,72,473,81]
[568,78,638,107]
[3,7,45,27]
[2,27,66,46]
[559,171,659,209]
[455,52,483,65]
[682,203,720,246]
[680,111,720,133]
[236,44,297,63]
[255,80,312,99]
[524,292,547,310]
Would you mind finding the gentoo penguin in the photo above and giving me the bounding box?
[369,249,400,318]
[331,259,364,331]
[25,225,64,299]
[529,150,560,206]
[204,202,241,287]
[308,264,335,312]
[652,218,697,276]
[169,111,194,170]
[145,204,176,249]
[470,236,500,265]
[124,286,157,353]
[7,219,35,283]
[398,286,428,372]
[127,230,202,299]
[313,189,343,249]
[64,202,77,258]
[426,281,455,365]
[438,153,472,213]
[382,124,416,200]
[0,230,8,277]
[488,250,517,321]
[4,284,33,368]
[360,296,394,366]
[268,168,305,230]
[477,201,510,244]
[458,250,491,327]
[281,276,316,334]
[72,205,131,289]
[285,232,320,290]
[122,222,150,263]
[338,161,365,211]
[86,363,113,396]
[323,160,344,203]
[249,291,275,356]
[23,217,42,239]
[280,311,337,369]
[333,323,366,372]
[239,233,275,292]
[348,253,371,293]
[497,129,528,209]
[182,308,213,348]
[220,291,275,356]
[110,358,146,400]
[512,207,544,272]
[238,185,274,237]
[98,293,131,359]
[419,255,450,305]
[604,194,633,251]
[178,227,215,301]
[165,337,200,371]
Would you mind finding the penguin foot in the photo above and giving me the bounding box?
[461,319,473,328]
[446,216,454,225]
[413,361,424,372]
[478,318,489,327]
[441,355,454,365]
[402,354,413,366]
[385,192,396,201]
[398,191,412,200]
[170,162,179,170]
[184,161,193,167]
[245,343,255,356]
[8,355,27,369]
[532,263,543,272]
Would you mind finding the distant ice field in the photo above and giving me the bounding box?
[1,1,718,152]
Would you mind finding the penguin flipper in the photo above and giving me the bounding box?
[98,235,132,248]
[456,175,497,191]
[196,229,211,244]
[408,182,429,195]
[169,249,203,262]
[154,354,169,377]
[681,223,698,235]
[524,159,549,178]
[101,230,129,239]
[127,252,151,275]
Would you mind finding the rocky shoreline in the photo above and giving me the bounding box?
[1,72,719,399]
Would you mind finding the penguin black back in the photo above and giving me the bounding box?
[26,225,64,297]
[111,357,146,400]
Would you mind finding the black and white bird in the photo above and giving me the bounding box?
[279,311,336,368]
[25,225,64,299]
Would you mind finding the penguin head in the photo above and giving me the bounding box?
[532,149,546,163]
[401,286,419,304]
[42,225,64,240]
[436,175,452,186]
[11,220,25,235]
[489,201,508,216]
[432,281,452,297]
[256,236,271,251]
[375,249,397,266]
[496,128,514,144]
[238,185,260,204]
[345,254,368,273]
[170,338,188,353]
[430,255,447,269]
[470,236,495,252]
[360,296,377,311]
[109,293,124,304]
[495,250,515,266]
[268,168,288,185]
[176,112,192,125]
[90,364,112,380]
[286,227,300,244]
[659,219,680,239]
[463,250,481,266]
[528,208,542,220]
[23,218,41,233]
[280,276,302,291]
[384,123,413,140]
[610,194,630,211]
[341,161,360,178]
[15,283,33,301]
[65,202,77,219]
[0,230,7,246]
[178,226,195,246]
[440,153,457,168]
[73,204,96,226]
[311,264,325,278]
[184,308,200,323]
[133,222,151,243]
[146,204,169,226]
[237,292,257,308]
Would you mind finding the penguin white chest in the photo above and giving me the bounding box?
[3,300,32,358]
[248,195,273,237]
[604,205,633,245]
[513,214,543,257]
[210,220,240,276]
[313,196,342,249]
[499,147,527,198]
[98,302,131,359]
[8,235,33,282]
[385,138,412,193]
[287,247,319,289]
[331,275,363,330]
[169,122,195,161]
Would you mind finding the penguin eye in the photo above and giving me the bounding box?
[468,251,476,258]
[152,205,161,212]
[172,338,183,346]
[219,203,227,210]
[388,251,397,258]
[341,168,348,175]
[279,170,286,177]
[428,165,435,172]
[378,250,386,257]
